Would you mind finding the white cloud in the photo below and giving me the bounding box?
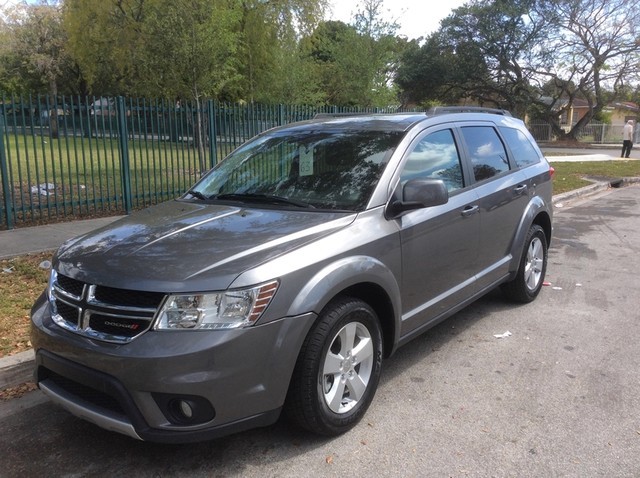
[327,0,468,40]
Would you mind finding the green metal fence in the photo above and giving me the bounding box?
[0,94,418,229]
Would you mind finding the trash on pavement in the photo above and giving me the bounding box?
[493,331,512,339]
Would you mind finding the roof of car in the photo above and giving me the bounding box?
[301,113,428,132]
[270,107,515,134]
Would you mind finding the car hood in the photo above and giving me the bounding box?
[55,200,355,292]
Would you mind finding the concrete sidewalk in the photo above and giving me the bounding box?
[0,216,122,260]
[0,148,638,391]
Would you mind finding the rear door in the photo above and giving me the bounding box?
[457,123,529,292]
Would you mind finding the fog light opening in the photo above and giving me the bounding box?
[154,392,216,425]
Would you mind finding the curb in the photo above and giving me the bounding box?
[2,178,639,391]
[0,350,35,390]
[552,176,640,205]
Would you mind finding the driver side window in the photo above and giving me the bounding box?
[400,129,464,192]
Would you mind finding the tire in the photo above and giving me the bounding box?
[286,297,383,436]
[502,224,548,303]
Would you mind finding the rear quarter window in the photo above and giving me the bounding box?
[499,127,542,168]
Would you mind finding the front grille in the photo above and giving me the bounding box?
[56,274,85,298]
[93,285,165,309]
[50,271,165,344]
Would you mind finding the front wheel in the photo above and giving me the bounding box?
[286,297,383,436]
[502,224,548,303]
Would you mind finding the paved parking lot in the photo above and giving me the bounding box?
[1,185,639,477]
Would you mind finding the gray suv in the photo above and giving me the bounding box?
[31,109,553,443]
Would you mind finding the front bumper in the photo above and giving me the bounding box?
[31,294,316,443]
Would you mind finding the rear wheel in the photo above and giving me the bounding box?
[286,297,383,436]
[502,224,548,303]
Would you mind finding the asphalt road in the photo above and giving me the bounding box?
[1,185,639,477]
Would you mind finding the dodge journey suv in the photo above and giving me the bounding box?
[31,108,553,443]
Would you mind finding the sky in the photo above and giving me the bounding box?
[327,0,468,40]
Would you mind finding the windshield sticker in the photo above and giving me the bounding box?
[299,147,314,177]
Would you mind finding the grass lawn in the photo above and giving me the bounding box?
[0,252,51,358]
[2,132,217,226]
[551,159,640,194]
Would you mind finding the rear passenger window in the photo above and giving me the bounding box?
[400,129,463,192]
[460,126,509,182]
[499,127,541,167]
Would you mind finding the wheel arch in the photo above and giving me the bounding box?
[333,283,396,359]
[508,197,552,274]
[533,209,552,249]
[287,256,401,359]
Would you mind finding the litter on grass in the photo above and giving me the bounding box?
[30,183,56,196]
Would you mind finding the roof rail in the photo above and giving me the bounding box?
[427,106,512,117]
[312,111,425,119]
[313,112,372,119]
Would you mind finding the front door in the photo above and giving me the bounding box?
[397,127,480,337]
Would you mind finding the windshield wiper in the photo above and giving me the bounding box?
[214,193,315,209]
[186,189,209,200]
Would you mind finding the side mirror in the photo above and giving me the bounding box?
[386,178,449,218]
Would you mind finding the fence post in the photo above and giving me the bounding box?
[278,104,284,127]
[116,96,132,214]
[0,104,13,230]
[208,99,217,167]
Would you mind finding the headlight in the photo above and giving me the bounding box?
[154,280,279,330]
[47,269,57,301]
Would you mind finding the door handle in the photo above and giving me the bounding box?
[461,205,479,217]
[514,184,528,195]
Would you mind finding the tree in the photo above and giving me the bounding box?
[300,20,359,105]
[64,0,329,104]
[1,1,80,135]
[352,0,402,106]
[64,0,153,96]
[532,0,640,139]
[232,0,329,103]
[141,0,241,169]
[64,0,241,169]
[395,0,640,139]
[413,0,548,116]
[300,0,403,107]
[395,32,489,107]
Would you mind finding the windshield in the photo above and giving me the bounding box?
[188,129,404,211]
